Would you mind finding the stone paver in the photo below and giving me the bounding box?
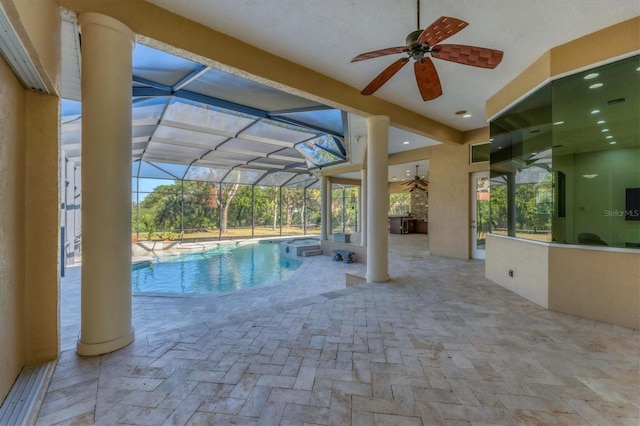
[37,235,640,425]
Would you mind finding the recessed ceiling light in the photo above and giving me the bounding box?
[601,128,609,132]
[609,141,617,145]
[582,174,598,178]
[403,141,410,145]
[597,120,605,124]
[636,66,640,71]
[606,135,613,139]
[531,152,538,155]
[462,114,472,118]
[406,170,410,173]
[553,121,564,125]
[589,83,604,89]
[584,73,599,80]
[591,109,600,114]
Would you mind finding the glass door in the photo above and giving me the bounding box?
[471,172,490,259]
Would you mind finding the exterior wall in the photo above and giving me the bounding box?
[485,17,640,330]
[486,235,639,329]
[0,0,61,403]
[429,143,470,259]
[486,235,549,309]
[549,246,640,330]
[23,92,60,363]
[0,53,26,404]
[429,142,488,259]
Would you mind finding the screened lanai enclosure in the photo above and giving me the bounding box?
[60,41,359,261]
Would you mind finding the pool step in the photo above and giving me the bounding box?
[301,248,323,257]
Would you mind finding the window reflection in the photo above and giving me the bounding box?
[490,55,640,248]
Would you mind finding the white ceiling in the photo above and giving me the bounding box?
[147,0,639,133]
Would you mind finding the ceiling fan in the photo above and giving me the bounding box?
[404,165,428,192]
[351,3,504,101]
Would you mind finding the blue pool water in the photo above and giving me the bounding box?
[132,242,303,295]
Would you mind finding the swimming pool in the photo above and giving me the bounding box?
[132,241,303,295]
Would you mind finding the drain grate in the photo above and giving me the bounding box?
[0,362,55,426]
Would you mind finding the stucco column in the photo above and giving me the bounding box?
[366,116,389,282]
[77,13,135,356]
[360,168,367,247]
[320,175,328,240]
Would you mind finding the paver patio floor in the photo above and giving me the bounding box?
[37,235,639,425]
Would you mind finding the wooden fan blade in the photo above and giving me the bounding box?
[361,57,410,95]
[414,58,443,101]
[432,44,504,69]
[417,16,468,46]
[351,46,409,62]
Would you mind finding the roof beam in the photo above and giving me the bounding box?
[60,0,464,145]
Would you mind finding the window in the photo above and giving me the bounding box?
[490,55,640,248]
[470,142,490,164]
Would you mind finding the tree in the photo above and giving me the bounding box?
[220,183,240,234]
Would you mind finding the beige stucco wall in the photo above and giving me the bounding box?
[0,54,26,403]
[429,143,470,259]
[428,140,489,259]
[486,236,640,329]
[0,0,61,403]
[24,91,60,364]
[549,246,640,330]
[484,17,640,330]
[486,235,549,308]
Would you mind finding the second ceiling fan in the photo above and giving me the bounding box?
[351,5,504,101]
[404,165,428,192]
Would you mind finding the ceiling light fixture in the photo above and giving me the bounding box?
[589,83,603,89]
[601,128,609,132]
[584,73,599,80]
[591,109,600,114]
[403,141,410,145]
[597,120,605,124]
[553,121,564,125]
[609,141,616,145]
[606,135,613,139]
[462,113,472,118]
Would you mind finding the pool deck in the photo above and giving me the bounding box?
[39,234,639,425]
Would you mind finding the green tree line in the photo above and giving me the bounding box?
[132,180,328,239]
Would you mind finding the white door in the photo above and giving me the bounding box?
[471,172,490,259]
